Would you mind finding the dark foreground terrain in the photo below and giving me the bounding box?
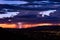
[0,26,60,40]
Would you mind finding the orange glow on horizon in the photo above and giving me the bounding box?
[22,23,54,28]
[0,23,60,28]
[0,24,17,28]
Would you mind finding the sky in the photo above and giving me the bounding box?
[0,0,60,23]
[0,0,28,4]
[0,0,59,4]
[0,0,59,19]
[0,10,57,19]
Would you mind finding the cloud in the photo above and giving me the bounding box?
[0,1,28,4]
[0,12,19,18]
[38,10,56,17]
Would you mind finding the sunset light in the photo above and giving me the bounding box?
[0,23,59,29]
[0,23,17,28]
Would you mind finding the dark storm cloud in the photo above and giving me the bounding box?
[4,0,60,1]
[0,10,60,23]
[5,0,20,1]
[10,10,60,23]
[7,0,60,2]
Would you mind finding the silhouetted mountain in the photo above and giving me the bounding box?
[0,26,60,40]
